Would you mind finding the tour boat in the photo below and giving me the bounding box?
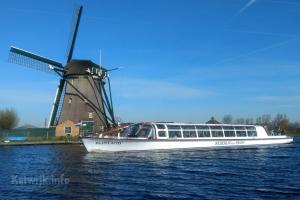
[82,122,293,152]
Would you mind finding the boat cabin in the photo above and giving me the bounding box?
[121,122,262,139]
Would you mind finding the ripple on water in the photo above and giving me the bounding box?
[0,137,300,199]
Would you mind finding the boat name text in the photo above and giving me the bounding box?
[215,140,245,145]
[96,140,122,145]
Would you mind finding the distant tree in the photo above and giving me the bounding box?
[287,122,300,135]
[272,113,289,132]
[0,109,19,130]
[235,118,245,125]
[245,118,254,125]
[256,116,262,125]
[261,114,271,126]
[222,115,233,124]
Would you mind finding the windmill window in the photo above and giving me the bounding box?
[64,126,72,134]
[88,112,93,119]
[68,98,72,104]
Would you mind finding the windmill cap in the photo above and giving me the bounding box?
[64,59,107,76]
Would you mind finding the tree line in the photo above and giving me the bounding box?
[0,109,19,130]
[222,114,300,135]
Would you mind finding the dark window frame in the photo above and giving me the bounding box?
[168,130,182,138]
[182,131,197,138]
[236,130,247,137]
[197,130,211,137]
[158,130,166,137]
[156,124,166,129]
[224,131,235,137]
[211,130,224,137]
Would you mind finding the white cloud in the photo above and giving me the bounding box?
[112,78,212,99]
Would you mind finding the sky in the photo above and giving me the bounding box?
[1,0,300,127]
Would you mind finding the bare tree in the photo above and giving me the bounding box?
[245,118,254,125]
[0,109,19,130]
[235,118,245,124]
[222,115,233,124]
[261,114,271,126]
[256,116,262,125]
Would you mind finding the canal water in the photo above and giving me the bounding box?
[1,137,300,199]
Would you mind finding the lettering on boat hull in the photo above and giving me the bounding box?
[215,140,245,145]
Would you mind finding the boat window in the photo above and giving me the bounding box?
[247,131,257,137]
[168,131,182,138]
[209,126,222,130]
[236,131,247,137]
[182,131,197,138]
[167,125,181,129]
[181,125,196,130]
[122,124,141,137]
[122,123,154,138]
[156,124,166,129]
[224,131,235,137]
[196,125,209,130]
[211,131,224,137]
[136,125,153,138]
[158,131,166,137]
[246,126,256,130]
[222,126,234,130]
[234,126,246,130]
[198,131,211,137]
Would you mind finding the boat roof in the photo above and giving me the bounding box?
[136,122,257,127]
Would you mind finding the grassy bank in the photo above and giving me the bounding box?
[0,136,82,145]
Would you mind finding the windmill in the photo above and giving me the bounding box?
[8,5,117,133]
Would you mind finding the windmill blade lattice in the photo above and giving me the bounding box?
[9,47,64,75]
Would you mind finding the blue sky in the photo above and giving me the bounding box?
[1,0,300,126]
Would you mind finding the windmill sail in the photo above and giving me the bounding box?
[9,46,63,74]
[66,6,83,62]
[48,79,66,127]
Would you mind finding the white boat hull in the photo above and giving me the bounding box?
[82,136,293,152]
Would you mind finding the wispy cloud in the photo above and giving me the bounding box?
[222,28,300,38]
[238,0,257,14]
[229,0,257,21]
[213,38,298,66]
[112,78,213,99]
[250,95,300,102]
